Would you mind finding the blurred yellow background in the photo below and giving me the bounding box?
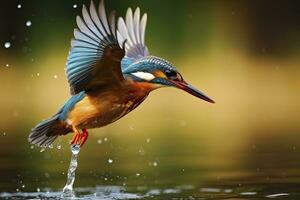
[0,0,300,192]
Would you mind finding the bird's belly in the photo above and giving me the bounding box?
[67,93,147,129]
[81,106,129,129]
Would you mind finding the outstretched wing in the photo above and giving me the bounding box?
[117,7,150,69]
[66,0,125,95]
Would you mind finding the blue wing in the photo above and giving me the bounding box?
[58,91,87,120]
[66,0,125,95]
[117,7,150,70]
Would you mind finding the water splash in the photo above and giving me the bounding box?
[4,42,11,48]
[26,20,32,27]
[62,144,80,198]
[108,158,113,164]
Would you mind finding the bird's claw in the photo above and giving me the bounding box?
[70,129,88,147]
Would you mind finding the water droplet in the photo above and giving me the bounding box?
[104,137,108,142]
[30,145,34,149]
[71,144,80,155]
[200,188,221,193]
[224,189,233,193]
[40,148,45,152]
[44,172,50,178]
[48,144,53,149]
[26,20,32,27]
[266,193,289,198]
[146,138,151,143]
[17,4,22,8]
[57,144,61,150]
[53,75,58,79]
[136,173,140,176]
[97,139,102,144]
[36,187,40,192]
[104,177,108,181]
[5,64,9,67]
[240,192,257,195]
[16,188,19,192]
[138,147,145,155]
[73,4,77,8]
[4,42,11,48]
[108,158,113,164]
[3,132,6,136]
[153,161,158,167]
[36,73,40,76]
[22,184,25,188]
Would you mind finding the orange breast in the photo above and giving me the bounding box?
[66,84,149,129]
[67,96,101,127]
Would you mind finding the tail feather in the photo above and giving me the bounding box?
[29,114,68,148]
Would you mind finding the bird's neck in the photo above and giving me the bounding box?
[124,79,159,94]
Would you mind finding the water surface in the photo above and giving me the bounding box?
[1,134,299,200]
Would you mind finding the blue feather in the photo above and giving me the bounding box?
[122,56,177,74]
[66,1,119,95]
[59,91,87,120]
[121,56,136,70]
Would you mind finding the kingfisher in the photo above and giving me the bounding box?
[28,0,214,148]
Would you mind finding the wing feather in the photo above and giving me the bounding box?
[98,0,111,35]
[74,29,99,46]
[140,13,147,46]
[82,5,102,39]
[109,11,116,37]
[118,18,133,47]
[89,1,106,37]
[126,8,137,44]
[133,7,141,44]
[76,16,101,42]
[117,7,149,69]
[66,0,125,95]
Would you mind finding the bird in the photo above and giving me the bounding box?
[28,0,215,148]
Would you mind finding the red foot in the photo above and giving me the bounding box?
[70,132,80,145]
[70,129,89,147]
[80,129,88,147]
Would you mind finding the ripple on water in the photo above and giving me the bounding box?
[266,193,290,198]
[0,185,296,199]
[240,191,257,196]
[0,186,143,200]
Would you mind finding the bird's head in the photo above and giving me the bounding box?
[123,56,215,103]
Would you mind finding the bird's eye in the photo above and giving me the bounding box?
[165,70,181,81]
[165,70,177,79]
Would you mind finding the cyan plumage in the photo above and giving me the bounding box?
[29,0,214,148]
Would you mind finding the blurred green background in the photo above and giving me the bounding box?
[0,0,300,194]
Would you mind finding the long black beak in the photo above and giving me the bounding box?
[171,80,215,103]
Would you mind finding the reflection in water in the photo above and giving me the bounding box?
[265,193,290,198]
[0,184,299,200]
[0,131,300,199]
[0,186,142,200]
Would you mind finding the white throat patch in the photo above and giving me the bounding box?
[131,72,155,81]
